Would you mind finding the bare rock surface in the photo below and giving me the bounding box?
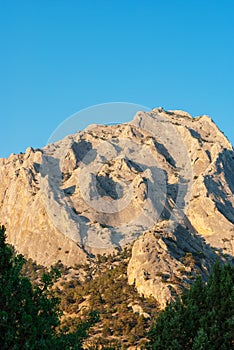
[0,108,233,305]
[127,219,219,308]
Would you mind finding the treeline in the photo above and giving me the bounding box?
[0,225,233,349]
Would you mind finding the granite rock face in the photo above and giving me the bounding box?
[0,108,233,306]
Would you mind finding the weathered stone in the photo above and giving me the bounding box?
[0,108,233,307]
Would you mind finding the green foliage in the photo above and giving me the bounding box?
[0,226,97,349]
[59,249,159,347]
[147,261,234,349]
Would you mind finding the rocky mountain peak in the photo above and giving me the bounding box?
[0,108,233,307]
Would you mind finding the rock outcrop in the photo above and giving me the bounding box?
[127,219,219,308]
[0,107,233,305]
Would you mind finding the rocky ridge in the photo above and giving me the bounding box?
[0,108,233,307]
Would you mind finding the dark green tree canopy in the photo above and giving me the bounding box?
[0,226,97,350]
[147,260,234,350]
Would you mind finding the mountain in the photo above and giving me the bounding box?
[0,107,233,307]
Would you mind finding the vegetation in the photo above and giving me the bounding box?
[57,248,159,348]
[1,223,233,349]
[0,226,98,349]
[147,261,234,349]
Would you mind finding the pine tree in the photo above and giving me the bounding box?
[147,261,234,349]
[0,226,98,349]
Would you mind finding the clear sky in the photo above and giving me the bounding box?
[0,0,233,158]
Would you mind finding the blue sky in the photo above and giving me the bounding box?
[0,0,233,157]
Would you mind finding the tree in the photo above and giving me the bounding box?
[147,261,234,349]
[0,226,97,349]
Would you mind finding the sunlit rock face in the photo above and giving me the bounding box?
[0,108,233,305]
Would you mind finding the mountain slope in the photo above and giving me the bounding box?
[0,108,233,305]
